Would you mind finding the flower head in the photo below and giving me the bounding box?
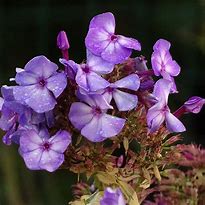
[19,129,71,172]
[147,79,186,133]
[85,12,141,64]
[13,56,67,113]
[100,187,126,205]
[69,93,125,142]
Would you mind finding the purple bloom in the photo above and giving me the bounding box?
[151,39,180,92]
[184,96,205,114]
[13,56,67,113]
[147,79,186,133]
[102,74,140,111]
[100,187,126,205]
[20,129,71,172]
[60,50,113,92]
[69,93,125,142]
[85,12,141,64]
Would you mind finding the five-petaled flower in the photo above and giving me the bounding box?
[69,92,125,142]
[85,12,141,64]
[13,55,67,113]
[20,129,71,172]
[147,79,186,133]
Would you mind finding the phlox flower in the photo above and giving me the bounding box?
[85,12,141,64]
[20,129,71,172]
[13,56,67,113]
[69,93,125,142]
[147,79,186,133]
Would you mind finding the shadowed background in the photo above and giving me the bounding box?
[0,0,205,204]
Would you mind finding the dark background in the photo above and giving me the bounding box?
[0,0,204,204]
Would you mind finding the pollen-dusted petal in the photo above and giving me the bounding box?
[165,112,186,133]
[86,50,114,74]
[15,71,38,85]
[113,74,140,91]
[85,28,110,56]
[113,90,138,111]
[89,12,115,34]
[100,114,125,138]
[24,56,58,78]
[13,85,56,113]
[49,130,71,153]
[69,102,93,130]
[153,39,171,51]
[39,150,64,172]
[46,72,67,98]
[101,41,131,64]
[118,35,141,51]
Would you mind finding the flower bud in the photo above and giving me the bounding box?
[184,96,205,114]
[57,31,70,50]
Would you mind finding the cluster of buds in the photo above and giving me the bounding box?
[0,12,204,204]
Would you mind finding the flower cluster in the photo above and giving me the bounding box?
[0,12,204,204]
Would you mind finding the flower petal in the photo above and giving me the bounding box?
[15,71,38,85]
[49,130,72,153]
[89,12,115,34]
[24,56,58,78]
[147,103,165,133]
[165,59,181,76]
[113,74,140,91]
[81,116,104,142]
[46,72,67,98]
[69,102,93,130]
[85,28,110,56]
[100,114,125,138]
[101,41,131,64]
[113,90,138,111]
[165,112,186,133]
[20,148,42,170]
[86,72,110,92]
[39,150,64,172]
[86,50,114,74]
[153,39,171,51]
[20,129,43,153]
[118,35,141,51]
[13,85,56,113]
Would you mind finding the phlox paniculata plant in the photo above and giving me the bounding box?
[0,12,205,205]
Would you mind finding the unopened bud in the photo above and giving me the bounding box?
[57,31,70,50]
[184,96,205,114]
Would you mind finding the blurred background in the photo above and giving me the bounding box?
[0,0,205,204]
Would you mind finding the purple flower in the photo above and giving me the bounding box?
[100,187,126,205]
[85,12,141,64]
[69,93,125,142]
[147,79,186,133]
[20,129,71,172]
[13,56,67,113]
[151,39,180,92]
[102,74,140,111]
[60,50,113,92]
[184,96,205,114]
